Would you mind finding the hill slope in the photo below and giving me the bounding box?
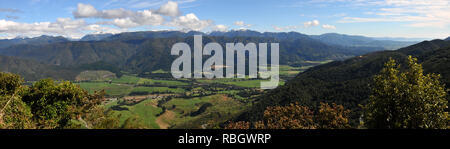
[0,55,79,80]
[238,39,450,124]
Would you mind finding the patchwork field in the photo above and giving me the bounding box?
[73,63,328,128]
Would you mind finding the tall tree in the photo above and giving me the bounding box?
[364,56,448,129]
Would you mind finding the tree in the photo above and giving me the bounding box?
[0,72,125,129]
[21,79,110,129]
[0,73,34,129]
[263,102,316,129]
[225,102,351,129]
[364,56,448,129]
[315,102,351,129]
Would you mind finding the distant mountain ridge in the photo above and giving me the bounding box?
[310,33,417,50]
[445,36,450,41]
[372,37,430,42]
[0,35,69,48]
[80,33,113,41]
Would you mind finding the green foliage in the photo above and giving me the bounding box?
[364,56,448,129]
[0,72,34,129]
[22,79,92,128]
[0,72,24,95]
[82,108,121,129]
[0,95,34,129]
[0,72,148,129]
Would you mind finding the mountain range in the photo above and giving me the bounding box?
[310,33,417,50]
[0,35,69,49]
[0,30,411,80]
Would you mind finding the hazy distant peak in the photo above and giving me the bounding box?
[80,33,114,41]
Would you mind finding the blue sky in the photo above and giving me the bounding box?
[0,0,449,39]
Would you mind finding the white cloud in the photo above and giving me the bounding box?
[272,25,300,31]
[0,1,215,39]
[0,17,128,39]
[111,18,140,28]
[338,0,450,28]
[73,2,167,29]
[156,1,181,17]
[0,18,87,39]
[322,24,336,29]
[303,20,320,27]
[84,24,126,34]
[73,3,99,18]
[212,24,228,32]
[168,13,213,31]
[234,21,244,26]
[73,1,208,29]
[234,21,252,28]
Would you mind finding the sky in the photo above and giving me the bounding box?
[0,0,449,39]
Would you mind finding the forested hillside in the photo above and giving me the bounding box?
[238,39,450,125]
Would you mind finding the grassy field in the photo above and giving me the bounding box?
[77,82,186,96]
[137,78,189,86]
[112,75,141,84]
[102,94,247,129]
[76,82,133,97]
[76,70,116,81]
[106,98,163,129]
[196,78,285,88]
[161,94,247,128]
[73,61,334,129]
[130,86,185,94]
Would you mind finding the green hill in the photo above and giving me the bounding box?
[0,55,79,81]
[238,39,450,125]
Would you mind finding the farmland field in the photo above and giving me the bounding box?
[72,64,326,128]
